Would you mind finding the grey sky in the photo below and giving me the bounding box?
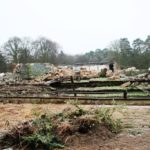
[0,0,150,54]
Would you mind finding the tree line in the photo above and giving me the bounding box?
[0,36,150,72]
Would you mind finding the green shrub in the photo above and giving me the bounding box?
[2,104,124,149]
[21,115,64,149]
[95,107,123,133]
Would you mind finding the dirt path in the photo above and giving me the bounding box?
[0,103,150,150]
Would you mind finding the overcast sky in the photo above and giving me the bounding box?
[0,0,150,54]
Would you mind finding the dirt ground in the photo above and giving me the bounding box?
[0,103,150,150]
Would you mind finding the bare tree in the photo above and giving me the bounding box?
[3,37,33,64]
[18,37,33,63]
[0,51,7,72]
[3,37,22,63]
[33,37,59,63]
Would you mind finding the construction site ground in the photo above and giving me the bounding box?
[0,103,150,150]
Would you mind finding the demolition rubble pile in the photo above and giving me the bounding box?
[0,65,149,86]
[0,73,17,84]
[0,67,100,85]
[78,67,99,79]
[107,67,150,80]
[30,67,100,84]
[123,67,150,80]
[31,67,75,84]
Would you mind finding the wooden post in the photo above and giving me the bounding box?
[123,90,127,99]
[70,76,76,97]
[56,89,59,96]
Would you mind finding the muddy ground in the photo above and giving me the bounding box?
[0,103,150,150]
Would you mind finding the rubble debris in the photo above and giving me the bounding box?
[0,73,16,84]
[32,67,74,84]
[0,63,150,85]
[136,86,150,94]
[121,82,131,88]
[136,73,150,79]
[0,73,5,78]
[99,68,107,77]
[107,66,150,81]
[124,67,139,72]
[31,67,100,84]
[106,70,113,77]
[77,67,99,79]
[123,67,140,77]
[108,70,123,80]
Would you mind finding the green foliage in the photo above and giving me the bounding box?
[95,107,123,133]
[71,104,86,117]
[64,103,86,119]
[0,53,7,72]
[65,100,86,118]
[66,99,81,105]
[22,115,64,149]
[26,64,31,79]
[31,106,43,117]
[3,104,125,149]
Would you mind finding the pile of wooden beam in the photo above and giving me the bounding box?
[32,67,74,83]
[78,68,99,79]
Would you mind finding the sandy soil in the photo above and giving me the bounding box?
[0,103,150,150]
